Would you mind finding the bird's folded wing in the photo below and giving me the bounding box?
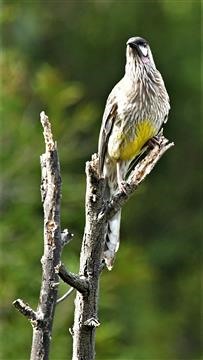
[98,99,118,176]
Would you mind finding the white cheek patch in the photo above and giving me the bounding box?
[139,45,148,57]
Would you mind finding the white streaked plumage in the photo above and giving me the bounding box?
[98,36,170,269]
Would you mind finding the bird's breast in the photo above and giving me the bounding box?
[108,119,157,161]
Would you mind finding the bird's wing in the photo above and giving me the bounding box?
[98,94,118,176]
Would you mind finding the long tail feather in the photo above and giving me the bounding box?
[104,209,121,270]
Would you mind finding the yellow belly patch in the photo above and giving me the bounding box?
[119,120,157,161]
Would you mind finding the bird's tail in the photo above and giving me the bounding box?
[103,173,121,270]
[104,209,121,270]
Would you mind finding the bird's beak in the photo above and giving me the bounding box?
[127,40,142,58]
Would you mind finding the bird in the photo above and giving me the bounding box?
[98,36,170,270]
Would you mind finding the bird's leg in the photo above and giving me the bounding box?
[116,162,127,193]
[147,135,161,149]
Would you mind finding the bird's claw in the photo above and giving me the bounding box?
[118,180,127,194]
[147,135,161,149]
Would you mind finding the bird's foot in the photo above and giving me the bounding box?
[118,180,127,194]
[147,135,161,149]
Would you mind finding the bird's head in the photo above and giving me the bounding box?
[126,36,156,69]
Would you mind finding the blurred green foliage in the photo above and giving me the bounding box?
[0,1,201,359]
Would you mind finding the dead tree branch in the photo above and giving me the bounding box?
[13,111,63,360]
[58,263,89,294]
[72,159,106,360]
[71,134,174,360]
[13,299,38,324]
[56,287,75,304]
[12,109,173,360]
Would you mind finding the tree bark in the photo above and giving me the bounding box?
[70,135,174,360]
[72,158,106,360]
[30,111,62,359]
[13,111,63,360]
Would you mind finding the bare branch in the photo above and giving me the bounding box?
[71,133,173,359]
[59,264,89,294]
[13,299,38,324]
[56,287,75,304]
[13,109,173,360]
[72,158,106,359]
[40,111,55,152]
[14,111,63,360]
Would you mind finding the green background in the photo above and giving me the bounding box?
[1,1,201,359]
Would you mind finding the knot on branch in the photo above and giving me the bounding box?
[84,317,100,328]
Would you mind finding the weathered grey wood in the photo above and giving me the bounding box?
[59,263,89,294]
[71,134,174,360]
[13,112,63,360]
[29,111,62,360]
[13,110,173,360]
[13,299,38,323]
[72,157,106,360]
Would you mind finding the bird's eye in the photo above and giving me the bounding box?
[138,42,146,47]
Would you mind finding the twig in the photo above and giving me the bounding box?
[59,263,89,294]
[13,299,38,324]
[56,287,75,304]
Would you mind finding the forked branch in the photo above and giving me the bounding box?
[13,111,173,360]
[71,133,174,360]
